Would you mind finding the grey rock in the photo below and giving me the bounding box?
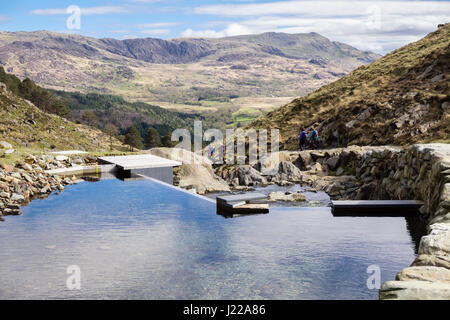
[268,191,306,202]
[380,280,450,300]
[10,193,25,202]
[0,141,12,149]
[326,156,340,170]
[396,266,450,282]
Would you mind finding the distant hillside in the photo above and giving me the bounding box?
[51,90,202,138]
[251,24,450,148]
[0,30,379,108]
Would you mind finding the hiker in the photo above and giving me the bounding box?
[309,127,319,149]
[208,144,215,158]
[298,127,307,150]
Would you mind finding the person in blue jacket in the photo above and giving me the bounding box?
[298,127,307,150]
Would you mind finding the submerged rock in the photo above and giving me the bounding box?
[268,191,306,202]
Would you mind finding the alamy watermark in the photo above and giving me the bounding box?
[366,265,381,290]
[66,5,81,30]
[66,265,81,290]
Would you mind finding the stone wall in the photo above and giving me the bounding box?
[372,144,450,299]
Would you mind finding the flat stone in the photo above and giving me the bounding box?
[22,163,33,171]
[268,191,306,202]
[55,155,69,162]
[22,173,33,183]
[10,172,21,179]
[0,191,10,199]
[380,280,450,300]
[6,203,20,210]
[413,254,450,269]
[396,266,450,282]
[10,193,25,202]
[0,164,14,172]
[3,208,22,216]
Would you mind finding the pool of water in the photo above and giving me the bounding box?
[0,178,418,300]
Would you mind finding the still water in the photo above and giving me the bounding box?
[0,178,418,299]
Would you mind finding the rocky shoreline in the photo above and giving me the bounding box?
[0,152,97,218]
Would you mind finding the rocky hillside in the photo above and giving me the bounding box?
[0,81,124,162]
[251,24,450,148]
[0,31,379,106]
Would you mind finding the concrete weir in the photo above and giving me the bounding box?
[99,154,181,184]
[331,200,424,216]
[216,193,269,217]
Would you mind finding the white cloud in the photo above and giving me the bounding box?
[141,29,172,36]
[128,0,164,2]
[136,22,180,28]
[30,6,128,16]
[182,1,450,53]
[194,1,450,18]
[181,23,252,38]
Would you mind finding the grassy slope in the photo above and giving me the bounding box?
[0,86,126,164]
[251,24,450,149]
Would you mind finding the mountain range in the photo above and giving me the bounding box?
[0,30,379,114]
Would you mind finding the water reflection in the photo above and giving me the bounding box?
[0,179,418,300]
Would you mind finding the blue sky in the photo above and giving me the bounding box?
[1,0,449,53]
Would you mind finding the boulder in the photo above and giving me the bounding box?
[396,266,450,282]
[0,191,10,199]
[10,193,25,203]
[310,151,326,161]
[309,162,324,174]
[326,156,340,171]
[355,182,378,200]
[273,161,302,183]
[22,163,33,171]
[380,280,450,300]
[3,208,22,216]
[148,148,230,194]
[0,164,14,172]
[412,254,450,269]
[419,231,450,257]
[295,152,313,169]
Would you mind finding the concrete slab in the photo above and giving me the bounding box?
[217,193,267,204]
[45,164,116,176]
[99,154,181,170]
